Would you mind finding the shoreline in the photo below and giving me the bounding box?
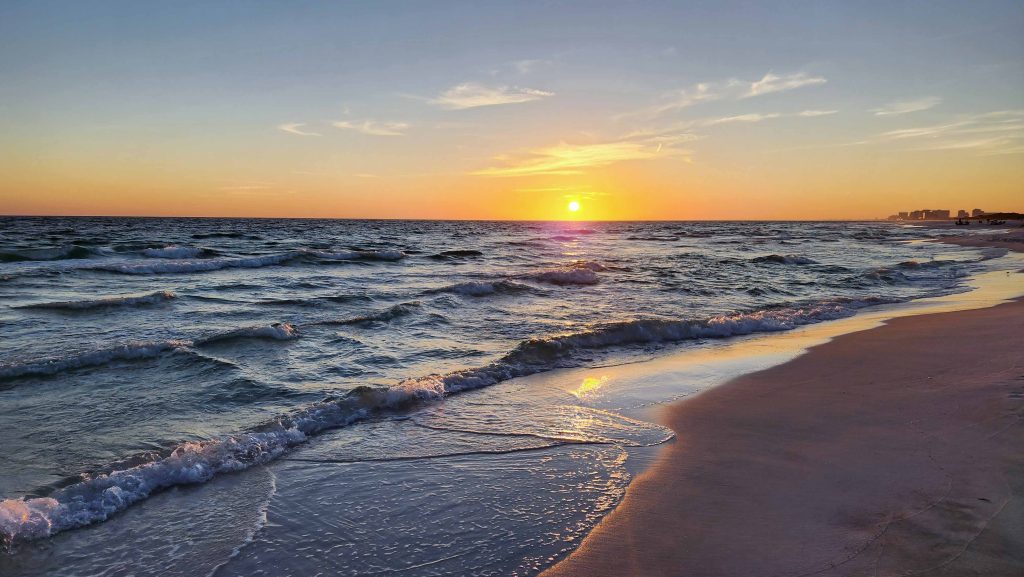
[542,235,1024,577]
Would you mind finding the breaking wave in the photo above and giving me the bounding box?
[0,294,902,546]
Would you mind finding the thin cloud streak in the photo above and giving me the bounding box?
[277,123,321,136]
[332,120,410,136]
[746,72,827,97]
[431,82,553,109]
[876,109,1024,154]
[634,71,827,118]
[871,96,941,116]
[472,140,681,177]
[798,109,839,117]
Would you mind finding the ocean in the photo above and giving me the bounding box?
[0,217,1007,576]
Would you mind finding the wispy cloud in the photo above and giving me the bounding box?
[332,120,410,136]
[705,113,782,125]
[877,109,1024,154]
[798,109,839,117]
[473,127,699,178]
[746,72,827,97]
[432,82,553,110]
[871,96,941,116]
[474,142,657,177]
[637,71,827,118]
[277,123,320,136]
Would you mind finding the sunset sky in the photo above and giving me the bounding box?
[1,0,1022,220]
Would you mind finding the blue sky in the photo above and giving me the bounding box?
[1,0,1021,218]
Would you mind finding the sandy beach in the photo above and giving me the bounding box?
[545,241,1024,576]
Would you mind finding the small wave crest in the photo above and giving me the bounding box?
[314,302,421,325]
[428,249,484,260]
[751,254,817,265]
[91,253,298,275]
[524,268,600,286]
[196,323,300,345]
[0,340,191,381]
[309,249,405,262]
[17,291,176,311]
[141,246,208,259]
[0,245,97,262]
[433,280,534,297]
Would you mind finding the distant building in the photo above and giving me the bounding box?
[957,210,969,219]
[972,208,985,217]
[898,211,909,219]
[909,210,924,220]
[925,209,950,219]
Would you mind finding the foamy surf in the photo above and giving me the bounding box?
[0,295,902,545]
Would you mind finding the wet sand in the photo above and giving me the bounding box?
[543,297,1024,576]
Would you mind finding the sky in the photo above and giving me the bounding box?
[1,0,1022,220]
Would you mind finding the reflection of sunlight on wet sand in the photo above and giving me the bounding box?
[570,375,608,399]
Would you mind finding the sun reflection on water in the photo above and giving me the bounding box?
[570,375,608,399]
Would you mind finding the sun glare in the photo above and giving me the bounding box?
[567,200,581,212]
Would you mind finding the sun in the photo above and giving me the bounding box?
[567,200,581,213]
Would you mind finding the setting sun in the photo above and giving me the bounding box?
[568,200,581,213]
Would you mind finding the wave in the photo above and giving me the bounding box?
[313,302,421,325]
[626,235,679,242]
[896,259,956,269]
[0,323,298,381]
[89,248,405,275]
[751,254,817,265]
[0,295,900,546]
[141,246,208,259]
[309,249,405,262]
[16,291,176,311]
[433,280,534,297]
[196,323,300,345]
[524,268,600,286]
[91,253,299,275]
[0,340,191,381]
[428,249,484,260]
[0,245,96,262]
